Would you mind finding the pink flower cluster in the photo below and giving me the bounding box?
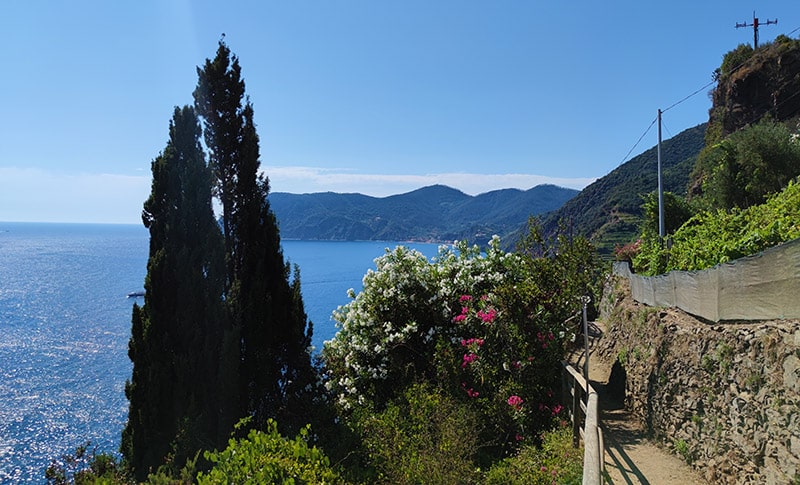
[476,308,497,323]
[452,294,497,324]
[461,382,479,398]
[460,338,484,348]
[507,395,524,411]
[536,331,554,349]
[461,352,479,368]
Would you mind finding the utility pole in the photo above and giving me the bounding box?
[736,11,777,49]
[657,109,665,239]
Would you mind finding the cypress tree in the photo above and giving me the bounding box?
[121,106,227,480]
[194,41,317,435]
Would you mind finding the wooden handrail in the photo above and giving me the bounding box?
[562,361,604,485]
[583,392,601,485]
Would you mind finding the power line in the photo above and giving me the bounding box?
[618,116,657,166]
[618,24,800,166]
[662,79,716,113]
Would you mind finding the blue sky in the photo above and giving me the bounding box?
[1,1,796,223]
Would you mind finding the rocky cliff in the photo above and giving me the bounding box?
[595,275,800,484]
[710,35,800,140]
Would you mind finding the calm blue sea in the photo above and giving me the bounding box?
[0,222,439,483]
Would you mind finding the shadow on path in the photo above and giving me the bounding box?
[573,322,704,484]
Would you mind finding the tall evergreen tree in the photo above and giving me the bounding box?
[121,106,227,481]
[194,41,317,435]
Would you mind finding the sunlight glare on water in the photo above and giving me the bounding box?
[0,223,440,482]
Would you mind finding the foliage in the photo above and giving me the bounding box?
[640,191,695,237]
[323,222,602,467]
[613,239,641,262]
[355,383,480,485]
[123,40,322,480]
[633,177,800,275]
[121,106,228,480]
[45,442,129,485]
[196,420,342,485]
[193,40,320,439]
[692,118,800,211]
[716,43,754,81]
[483,426,583,485]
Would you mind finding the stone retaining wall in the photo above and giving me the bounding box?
[596,275,800,484]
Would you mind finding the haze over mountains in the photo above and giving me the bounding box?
[269,184,578,244]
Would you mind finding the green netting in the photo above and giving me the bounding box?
[614,237,800,322]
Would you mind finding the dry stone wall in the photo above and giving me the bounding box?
[596,275,800,484]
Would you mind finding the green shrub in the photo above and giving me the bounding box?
[356,383,480,485]
[196,419,342,484]
[694,119,800,211]
[633,177,800,275]
[484,426,583,485]
[45,442,130,485]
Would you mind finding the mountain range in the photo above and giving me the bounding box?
[268,122,706,250]
[269,184,578,244]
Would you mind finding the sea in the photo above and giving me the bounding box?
[0,222,440,483]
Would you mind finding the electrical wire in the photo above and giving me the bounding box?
[618,116,657,166]
[617,25,800,166]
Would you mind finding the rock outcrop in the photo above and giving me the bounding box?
[712,36,800,138]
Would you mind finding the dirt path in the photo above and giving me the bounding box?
[574,321,707,484]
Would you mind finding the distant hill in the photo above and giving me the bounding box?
[269,184,578,244]
[536,123,707,254]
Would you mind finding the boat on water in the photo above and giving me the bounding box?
[126,291,145,298]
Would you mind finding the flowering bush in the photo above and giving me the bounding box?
[613,239,641,262]
[322,226,600,464]
[322,237,525,411]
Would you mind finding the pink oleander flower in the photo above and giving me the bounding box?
[507,395,524,411]
[461,353,479,368]
[459,294,473,302]
[476,308,497,323]
[453,314,466,323]
[552,404,564,416]
[461,382,479,398]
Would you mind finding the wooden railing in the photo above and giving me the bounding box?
[562,361,604,485]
